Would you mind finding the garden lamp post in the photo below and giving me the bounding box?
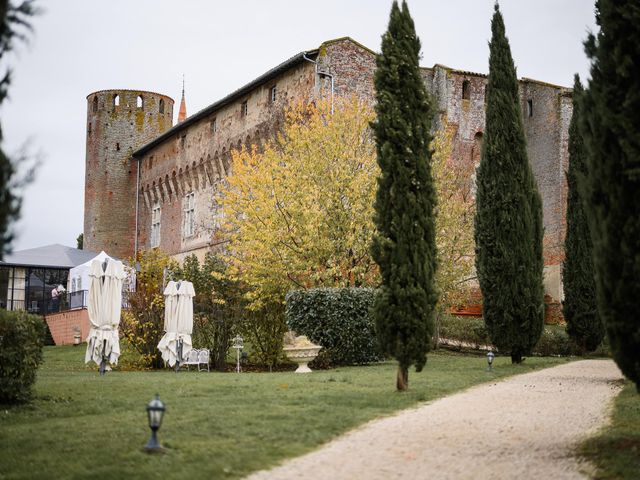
[233,335,244,373]
[144,394,166,452]
[486,350,495,371]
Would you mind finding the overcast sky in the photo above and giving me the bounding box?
[3,0,597,252]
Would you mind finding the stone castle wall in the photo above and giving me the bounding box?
[84,38,571,301]
[136,61,316,262]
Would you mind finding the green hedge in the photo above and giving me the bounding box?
[437,315,490,349]
[0,310,46,404]
[285,288,382,366]
[438,315,609,357]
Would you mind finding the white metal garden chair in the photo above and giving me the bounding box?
[197,349,210,372]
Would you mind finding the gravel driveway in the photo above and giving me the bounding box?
[246,360,623,480]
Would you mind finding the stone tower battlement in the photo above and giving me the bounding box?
[84,89,174,259]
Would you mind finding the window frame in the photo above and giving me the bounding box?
[462,80,471,100]
[151,203,161,247]
[183,192,196,238]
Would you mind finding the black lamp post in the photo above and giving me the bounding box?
[144,394,166,452]
[486,350,495,371]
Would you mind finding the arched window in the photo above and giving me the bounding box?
[137,95,143,109]
[462,80,471,100]
[92,96,98,113]
[159,99,165,114]
[113,94,120,107]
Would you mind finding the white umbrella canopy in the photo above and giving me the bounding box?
[85,258,127,367]
[176,281,195,337]
[157,280,194,367]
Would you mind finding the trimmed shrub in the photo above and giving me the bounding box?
[0,310,45,404]
[533,327,578,357]
[286,288,382,366]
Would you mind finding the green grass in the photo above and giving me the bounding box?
[0,346,570,480]
[580,381,640,479]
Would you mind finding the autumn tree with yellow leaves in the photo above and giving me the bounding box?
[220,97,476,365]
[432,127,476,337]
[221,97,379,309]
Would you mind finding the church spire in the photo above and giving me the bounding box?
[178,75,187,123]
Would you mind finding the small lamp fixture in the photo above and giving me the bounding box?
[486,350,495,371]
[144,394,166,452]
[233,335,244,373]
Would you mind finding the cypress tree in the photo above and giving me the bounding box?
[371,0,437,391]
[474,4,544,364]
[563,75,604,353]
[580,0,640,390]
[0,1,36,259]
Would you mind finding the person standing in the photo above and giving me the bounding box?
[51,285,60,312]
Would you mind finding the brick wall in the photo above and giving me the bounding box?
[45,309,90,345]
[84,90,174,259]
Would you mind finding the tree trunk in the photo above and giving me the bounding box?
[396,365,409,391]
[511,352,522,364]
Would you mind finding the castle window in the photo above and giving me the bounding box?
[211,117,218,133]
[116,142,120,151]
[137,95,143,109]
[527,99,533,117]
[88,122,92,135]
[269,85,277,103]
[92,96,98,113]
[183,192,195,237]
[159,99,165,114]
[462,80,471,100]
[151,203,161,248]
[241,100,248,118]
[113,94,120,107]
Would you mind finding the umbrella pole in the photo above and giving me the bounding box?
[99,339,107,376]
[175,338,182,373]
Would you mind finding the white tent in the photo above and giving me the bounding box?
[68,251,135,308]
[68,251,111,293]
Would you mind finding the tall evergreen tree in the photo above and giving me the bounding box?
[474,4,544,364]
[371,1,437,391]
[580,0,640,390]
[563,75,604,353]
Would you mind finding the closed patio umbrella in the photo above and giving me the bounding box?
[85,258,127,373]
[157,280,194,368]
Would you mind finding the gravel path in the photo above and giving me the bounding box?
[246,360,623,480]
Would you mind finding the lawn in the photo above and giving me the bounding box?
[0,346,570,480]
[580,380,640,479]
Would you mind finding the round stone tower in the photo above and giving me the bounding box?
[84,89,174,259]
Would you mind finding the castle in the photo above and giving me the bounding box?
[83,37,571,307]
